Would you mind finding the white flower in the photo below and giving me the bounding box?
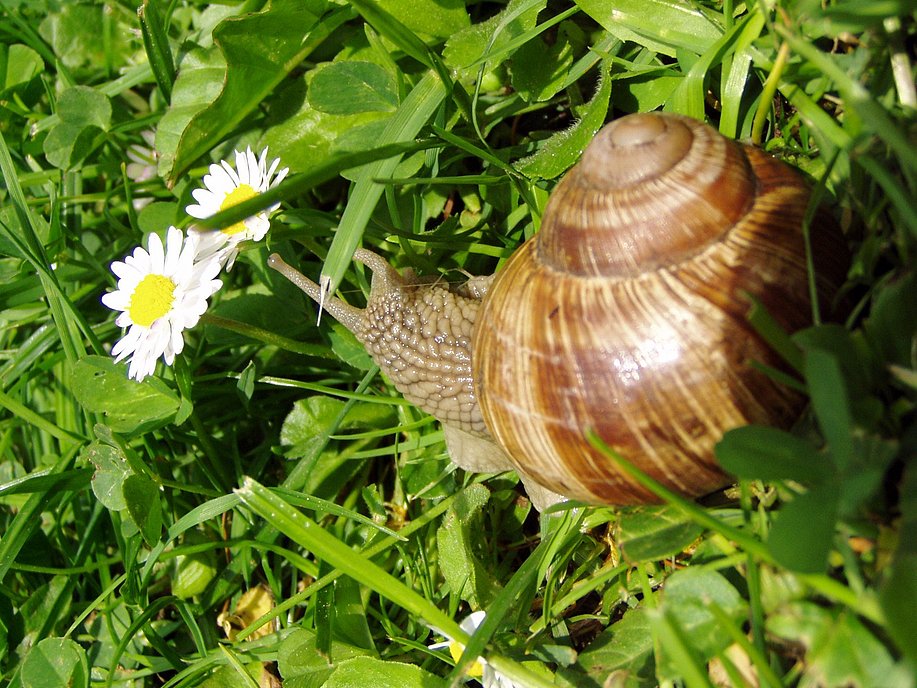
[101,227,223,381]
[125,130,159,210]
[429,611,520,688]
[186,146,288,270]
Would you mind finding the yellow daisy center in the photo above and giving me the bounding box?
[219,183,258,235]
[129,274,176,327]
[448,641,484,678]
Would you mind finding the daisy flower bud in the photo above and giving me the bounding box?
[186,146,288,270]
[101,227,223,381]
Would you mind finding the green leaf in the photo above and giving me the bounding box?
[574,0,722,57]
[514,59,611,179]
[38,4,132,71]
[443,0,545,80]
[616,505,704,562]
[323,656,449,688]
[123,474,163,547]
[83,441,130,511]
[263,77,395,173]
[661,569,746,643]
[802,346,855,471]
[768,483,839,573]
[564,608,655,688]
[309,61,398,114]
[68,356,180,434]
[172,531,219,600]
[370,0,470,43]
[0,44,43,94]
[54,85,112,130]
[42,85,112,169]
[278,628,372,686]
[767,603,913,688]
[166,0,327,182]
[329,323,376,371]
[436,483,501,607]
[655,568,746,678]
[156,45,227,179]
[862,272,917,368]
[511,23,578,103]
[21,637,89,688]
[715,425,832,485]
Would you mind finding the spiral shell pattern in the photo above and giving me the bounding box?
[473,112,846,505]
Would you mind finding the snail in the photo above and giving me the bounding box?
[268,112,848,510]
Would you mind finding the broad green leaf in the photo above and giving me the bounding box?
[199,662,266,688]
[137,201,183,235]
[172,531,219,600]
[575,0,722,57]
[123,474,163,547]
[372,0,470,42]
[21,637,89,688]
[768,483,839,573]
[68,356,180,434]
[262,78,395,174]
[715,425,832,484]
[654,568,745,678]
[43,86,112,169]
[564,608,655,688]
[43,123,104,171]
[514,60,611,179]
[83,441,130,511]
[166,0,327,182]
[309,61,398,114]
[862,272,917,368]
[443,0,545,80]
[612,70,682,113]
[436,483,501,607]
[332,576,377,652]
[767,603,913,688]
[278,628,372,686]
[38,4,132,71]
[1,44,43,94]
[616,505,704,562]
[802,346,854,471]
[280,396,396,448]
[329,323,376,371]
[324,656,449,688]
[156,45,226,179]
[511,22,578,103]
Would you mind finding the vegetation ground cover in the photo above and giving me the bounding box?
[0,1,914,686]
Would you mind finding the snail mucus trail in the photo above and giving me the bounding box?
[268,112,848,511]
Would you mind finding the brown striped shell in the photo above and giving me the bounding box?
[471,112,847,505]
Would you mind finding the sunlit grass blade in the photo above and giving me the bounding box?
[235,476,466,643]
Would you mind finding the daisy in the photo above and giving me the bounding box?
[429,611,521,688]
[186,146,288,270]
[101,227,223,381]
[125,130,159,210]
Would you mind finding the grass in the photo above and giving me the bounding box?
[0,0,914,687]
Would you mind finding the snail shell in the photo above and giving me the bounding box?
[472,112,847,504]
[269,112,847,509]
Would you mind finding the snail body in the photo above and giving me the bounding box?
[270,112,847,509]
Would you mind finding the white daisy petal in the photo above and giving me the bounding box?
[102,228,223,381]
